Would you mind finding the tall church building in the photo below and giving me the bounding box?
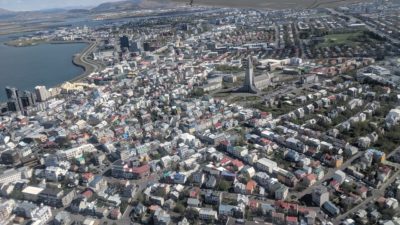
[240,57,259,94]
[238,57,271,94]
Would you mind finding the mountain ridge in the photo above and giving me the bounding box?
[91,0,171,12]
[0,8,13,14]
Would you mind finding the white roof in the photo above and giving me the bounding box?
[22,186,44,195]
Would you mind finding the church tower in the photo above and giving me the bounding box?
[240,56,258,94]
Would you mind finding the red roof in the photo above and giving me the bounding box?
[288,203,298,210]
[309,160,320,168]
[376,197,386,205]
[330,179,339,189]
[260,138,272,144]
[286,216,298,223]
[110,115,119,122]
[298,207,308,214]
[276,201,298,211]
[82,190,93,198]
[358,186,368,193]
[231,159,244,168]
[305,174,316,181]
[131,164,150,174]
[220,156,232,165]
[82,172,94,180]
[149,205,160,211]
[110,208,121,218]
[324,154,333,160]
[189,188,200,198]
[220,140,230,146]
[249,199,259,209]
[379,166,391,174]
[246,180,257,191]
[272,212,285,219]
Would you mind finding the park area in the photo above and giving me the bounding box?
[317,30,386,48]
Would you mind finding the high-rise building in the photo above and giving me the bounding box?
[4,87,36,113]
[143,42,151,52]
[5,86,18,99]
[129,40,142,52]
[5,86,23,112]
[7,100,21,112]
[239,57,259,94]
[20,96,30,108]
[35,86,49,102]
[20,91,36,107]
[120,35,130,50]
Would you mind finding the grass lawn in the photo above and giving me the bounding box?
[215,65,243,73]
[213,92,230,98]
[229,95,261,104]
[5,38,47,47]
[317,31,363,48]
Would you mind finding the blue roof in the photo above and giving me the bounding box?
[174,173,185,179]
[221,171,236,177]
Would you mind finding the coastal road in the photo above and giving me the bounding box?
[71,41,103,82]
[80,42,101,72]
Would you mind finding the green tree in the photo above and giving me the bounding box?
[154,188,167,197]
[191,88,204,97]
[185,208,199,220]
[218,180,231,192]
[120,201,129,214]
[136,192,145,203]
[174,202,185,214]
[152,152,161,160]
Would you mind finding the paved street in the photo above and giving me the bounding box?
[333,169,400,224]
[329,146,400,224]
[71,41,104,82]
[295,151,363,199]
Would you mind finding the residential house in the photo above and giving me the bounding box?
[38,188,75,208]
[256,158,278,174]
[199,208,218,221]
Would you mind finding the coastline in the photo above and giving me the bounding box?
[0,39,102,104]
[4,39,90,47]
[3,38,101,82]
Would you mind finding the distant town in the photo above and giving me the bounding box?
[1,1,400,225]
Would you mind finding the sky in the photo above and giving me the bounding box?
[0,0,123,11]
